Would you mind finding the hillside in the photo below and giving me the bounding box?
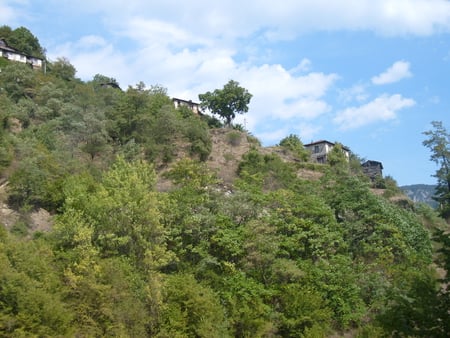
[0,29,450,337]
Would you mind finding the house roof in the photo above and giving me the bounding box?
[172,97,201,106]
[362,160,383,169]
[100,82,122,90]
[0,39,17,53]
[304,140,350,151]
[0,38,43,60]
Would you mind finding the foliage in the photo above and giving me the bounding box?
[48,57,77,81]
[279,134,310,161]
[0,25,45,58]
[226,130,243,146]
[0,26,445,337]
[199,80,252,126]
[7,139,68,211]
[0,63,37,102]
[0,234,73,336]
[60,156,173,271]
[423,120,450,220]
[238,149,297,190]
[158,273,229,337]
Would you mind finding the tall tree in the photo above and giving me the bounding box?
[199,80,252,126]
[423,121,450,220]
[49,57,76,81]
[8,26,45,58]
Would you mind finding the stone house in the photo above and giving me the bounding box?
[304,140,350,163]
[362,160,383,181]
[172,98,202,114]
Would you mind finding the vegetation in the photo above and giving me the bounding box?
[199,80,252,126]
[0,26,449,337]
[423,121,450,220]
[0,25,45,59]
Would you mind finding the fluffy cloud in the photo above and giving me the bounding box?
[338,84,369,103]
[334,94,415,130]
[372,61,412,85]
[53,0,450,38]
[20,0,442,145]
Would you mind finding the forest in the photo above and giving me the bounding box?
[0,26,450,337]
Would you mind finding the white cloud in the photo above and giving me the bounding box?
[297,123,323,142]
[372,61,412,85]
[251,122,322,145]
[77,35,108,49]
[290,58,312,73]
[256,128,293,144]
[48,38,129,83]
[334,94,415,130]
[12,0,439,146]
[338,84,369,103]
[45,0,450,42]
[123,18,210,49]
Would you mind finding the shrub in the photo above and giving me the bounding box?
[226,131,242,146]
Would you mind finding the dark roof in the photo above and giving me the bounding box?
[100,82,122,90]
[304,140,350,151]
[0,39,17,53]
[172,97,201,105]
[362,160,383,169]
[0,38,43,60]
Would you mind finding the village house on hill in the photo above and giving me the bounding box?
[304,140,350,164]
[172,98,202,115]
[362,160,384,181]
[0,39,44,70]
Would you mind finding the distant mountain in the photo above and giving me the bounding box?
[400,184,438,208]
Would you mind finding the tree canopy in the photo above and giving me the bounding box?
[0,25,45,58]
[0,26,448,337]
[423,121,450,220]
[199,80,252,126]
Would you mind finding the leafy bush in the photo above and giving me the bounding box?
[279,134,310,161]
[226,130,243,146]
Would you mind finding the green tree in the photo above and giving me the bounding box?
[199,80,252,126]
[8,26,45,58]
[423,121,450,220]
[0,94,14,170]
[7,139,68,211]
[157,273,230,337]
[0,234,74,336]
[0,62,37,102]
[61,156,172,271]
[79,112,111,160]
[49,57,76,81]
[0,25,13,40]
[279,134,310,161]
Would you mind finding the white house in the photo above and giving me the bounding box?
[172,98,202,115]
[0,39,44,70]
[304,140,350,163]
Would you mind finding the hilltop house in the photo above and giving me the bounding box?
[362,160,383,181]
[304,140,350,164]
[172,98,202,114]
[0,39,44,70]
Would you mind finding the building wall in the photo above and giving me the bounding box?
[305,142,349,163]
[173,98,201,114]
[0,43,43,69]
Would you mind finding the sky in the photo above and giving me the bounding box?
[2,0,450,186]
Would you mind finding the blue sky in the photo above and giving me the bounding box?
[2,0,450,185]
